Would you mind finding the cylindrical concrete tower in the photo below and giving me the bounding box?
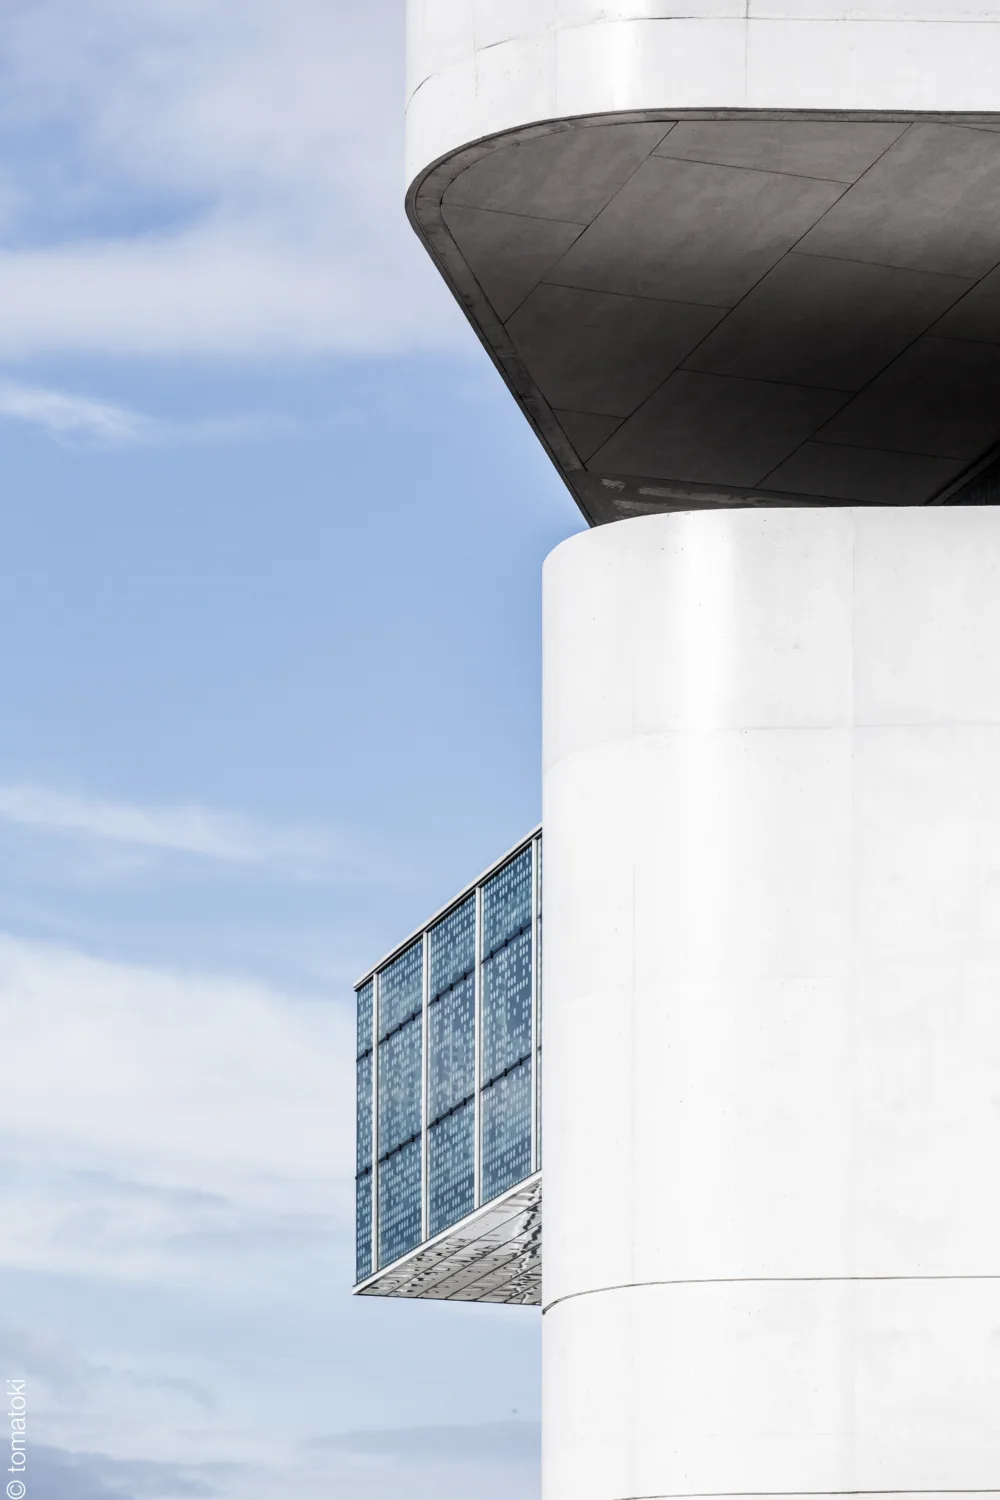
[403,5,1000,1498]
[543,507,1000,1500]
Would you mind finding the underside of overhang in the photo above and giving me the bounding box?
[408,112,1000,525]
[355,1174,541,1304]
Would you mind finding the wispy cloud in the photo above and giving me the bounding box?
[0,927,352,1491]
[0,1327,215,1413]
[0,929,539,1493]
[0,782,335,867]
[0,933,353,1284]
[310,1421,541,1464]
[29,1432,540,1500]
[0,377,153,444]
[0,0,467,358]
[32,1445,219,1500]
[0,376,301,448]
[0,227,462,359]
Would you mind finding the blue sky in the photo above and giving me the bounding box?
[0,4,582,1497]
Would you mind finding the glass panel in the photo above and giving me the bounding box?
[536,877,542,1031]
[428,1100,474,1238]
[356,1052,372,1173]
[482,847,532,957]
[536,839,542,1167]
[481,1057,532,1203]
[429,895,475,998]
[356,978,373,1058]
[378,1138,422,1266]
[355,1169,372,1282]
[428,973,475,1123]
[535,1045,542,1168]
[378,1015,421,1157]
[482,926,532,1083]
[378,940,423,1039]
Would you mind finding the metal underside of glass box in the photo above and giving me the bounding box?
[354,1172,541,1305]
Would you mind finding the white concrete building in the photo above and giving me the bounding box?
[359,8,1000,1500]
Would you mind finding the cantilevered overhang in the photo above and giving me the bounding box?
[408,113,1000,523]
[355,1173,541,1305]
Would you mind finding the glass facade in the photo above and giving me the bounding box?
[378,1137,422,1267]
[481,846,533,1202]
[482,1058,532,1203]
[355,978,374,1281]
[355,830,541,1282]
[428,1099,474,1238]
[427,895,476,1236]
[375,941,423,1270]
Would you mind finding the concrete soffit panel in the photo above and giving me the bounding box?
[407,111,1000,526]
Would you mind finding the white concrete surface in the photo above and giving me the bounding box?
[542,508,1000,1500]
[407,2,1000,184]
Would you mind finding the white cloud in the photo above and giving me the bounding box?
[0,222,459,358]
[311,1421,541,1465]
[29,1431,541,1500]
[0,933,353,1285]
[0,782,338,868]
[0,376,301,447]
[0,377,153,445]
[32,1445,221,1500]
[0,0,467,358]
[0,930,541,1494]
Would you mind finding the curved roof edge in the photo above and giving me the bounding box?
[408,109,1000,525]
[405,9,1000,187]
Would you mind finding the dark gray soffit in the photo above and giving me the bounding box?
[409,112,1000,525]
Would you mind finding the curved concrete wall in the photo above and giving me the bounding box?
[407,3,1000,182]
[542,508,1000,1500]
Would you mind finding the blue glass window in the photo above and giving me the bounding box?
[536,840,542,1166]
[378,941,422,1039]
[428,974,474,1121]
[379,1138,422,1266]
[482,927,531,1082]
[356,977,373,1058]
[483,847,532,957]
[376,942,423,1269]
[356,978,374,1173]
[536,849,542,1029]
[424,898,476,1239]
[356,1169,372,1282]
[355,978,374,1281]
[535,1046,542,1168]
[430,895,474,997]
[357,1053,372,1174]
[480,847,534,1201]
[428,897,475,1122]
[428,1099,474,1237]
[378,1017,421,1157]
[481,1058,532,1203]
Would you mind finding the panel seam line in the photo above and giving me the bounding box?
[542,1273,1000,1314]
